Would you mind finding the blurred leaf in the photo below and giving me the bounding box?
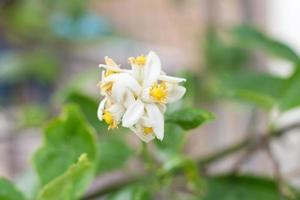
[217,71,285,109]
[165,107,215,130]
[37,154,94,200]
[203,175,288,200]
[108,185,152,200]
[0,178,26,200]
[279,68,300,111]
[155,123,185,154]
[33,104,98,185]
[18,104,48,127]
[232,25,299,63]
[97,136,133,174]
[16,169,40,200]
[205,28,249,72]
[64,91,107,133]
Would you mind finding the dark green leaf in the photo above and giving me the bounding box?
[36,154,94,200]
[97,136,133,173]
[232,25,299,63]
[33,104,98,185]
[165,108,214,130]
[0,178,26,200]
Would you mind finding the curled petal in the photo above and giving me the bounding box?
[97,97,107,120]
[105,73,142,95]
[167,85,186,103]
[159,75,186,83]
[122,100,144,127]
[145,103,164,140]
[143,51,161,87]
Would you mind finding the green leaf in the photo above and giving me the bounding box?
[155,123,185,154]
[97,136,133,173]
[217,71,285,109]
[165,107,214,130]
[64,91,107,133]
[36,154,93,200]
[203,175,287,200]
[279,68,300,111]
[33,104,98,185]
[0,178,26,200]
[232,25,299,63]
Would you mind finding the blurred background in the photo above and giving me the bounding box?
[1,0,300,199]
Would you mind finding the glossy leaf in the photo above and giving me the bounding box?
[33,104,98,185]
[36,154,93,200]
[0,178,26,200]
[165,107,214,130]
[232,25,299,63]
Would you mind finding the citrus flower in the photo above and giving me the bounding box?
[97,51,186,142]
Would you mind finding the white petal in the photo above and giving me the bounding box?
[130,126,155,143]
[105,73,142,95]
[145,103,164,140]
[140,87,153,103]
[143,51,161,87]
[167,86,186,103]
[122,100,144,127]
[123,91,135,108]
[97,98,107,120]
[159,75,186,83]
[112,83,126,103]
[157,103,167,113]
[109,104,125,121]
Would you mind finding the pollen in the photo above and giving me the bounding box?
[103,110,118,130]
[129,55,146,66]
[149,82,168,103]
[143,127,153,135]
[101,81,113,94]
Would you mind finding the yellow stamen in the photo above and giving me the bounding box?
[143,127,153,135]
[128,55,146,66]
[101,81,113,94]
[104,70,118,77]
[103,110,118,130]
[149,82,168,103]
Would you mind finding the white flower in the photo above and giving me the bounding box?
[97,51,186,142]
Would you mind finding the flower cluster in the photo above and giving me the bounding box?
[97,51,186,142]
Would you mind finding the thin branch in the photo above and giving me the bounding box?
[82,122,300,200]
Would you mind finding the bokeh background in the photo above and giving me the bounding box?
[1,0,300,198]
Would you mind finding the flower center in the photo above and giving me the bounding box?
[149,82,168,103]
[143,127,153,135]
[129,55,146,66]
[101,81,113,94]
[103,110,118,129]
